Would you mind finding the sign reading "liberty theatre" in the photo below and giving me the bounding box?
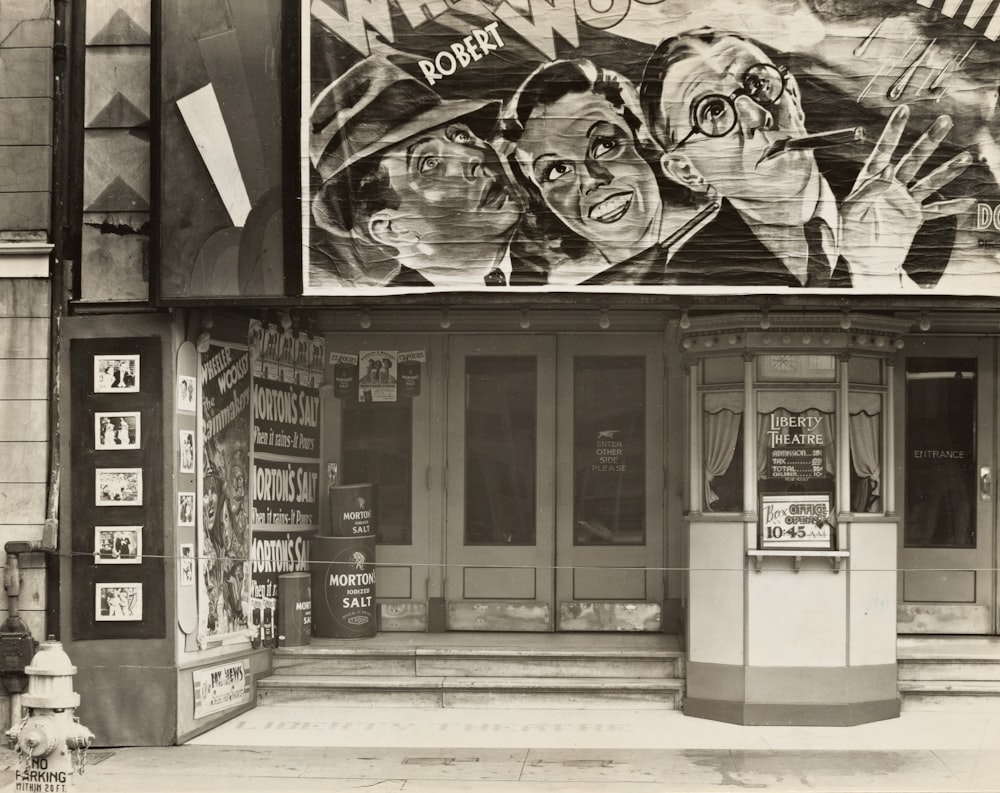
[766,414,826,481]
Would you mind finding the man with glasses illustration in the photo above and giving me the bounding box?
[641,29,975,288]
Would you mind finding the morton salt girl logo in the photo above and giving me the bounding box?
[340,494,372,536]
[343,495,369,520]
[327,547,374,626]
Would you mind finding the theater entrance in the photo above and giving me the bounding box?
[899,337,997,634]
[444,334,665,631]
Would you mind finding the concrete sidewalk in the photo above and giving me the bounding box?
[1,705,999,792]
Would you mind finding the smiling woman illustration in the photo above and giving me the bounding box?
[498,59,704,283]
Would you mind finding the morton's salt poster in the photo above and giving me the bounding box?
[160,0,1000,295]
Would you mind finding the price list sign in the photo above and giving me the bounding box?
[759,494,834,550]
[769,447,825,482]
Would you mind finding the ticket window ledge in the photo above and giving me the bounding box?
[747,549,851,573]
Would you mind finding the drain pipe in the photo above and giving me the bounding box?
[1,542,47,730]
[47,0,70,559]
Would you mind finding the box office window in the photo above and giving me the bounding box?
[698,355,884,515]
[849,391,883,513]
[703,391,744,513]
[904,358,977,548]
[341,400,413,545]
[574,356,646,545]
[465,356,537,546]
[757,391,836,499]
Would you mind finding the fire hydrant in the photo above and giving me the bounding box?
[6,638,94,791]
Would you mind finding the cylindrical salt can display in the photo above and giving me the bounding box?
[310,534,377,638]
[277,572,312,648]
[326,483,376,538]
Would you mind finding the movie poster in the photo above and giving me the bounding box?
[300,0,1000,294]
[199,343,252,644]
[250,322,321,605]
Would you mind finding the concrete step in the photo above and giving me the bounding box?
[897,635,1000,661]
[898,659,1000,682]
[273,646,683,679]
[257,674,684,710]
[897,636,1000,689]
[899,679,1000,711]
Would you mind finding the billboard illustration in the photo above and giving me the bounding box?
[300,0,1000,293]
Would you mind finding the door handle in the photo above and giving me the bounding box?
[981,467,992,501]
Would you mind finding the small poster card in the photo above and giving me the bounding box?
[178,375,197,412]
[295,332,312,385]
[248,319,264,378]
[359,350,397,402]
[94,355,139,393]
[279,327,296,383]
[331,352,358,398]
[310,336,326,387]
[262,323,281,380]
[95,412,140,450]
[759,493,834,550]
[95,526,142,564]
[398,351,425,399]
[95,468,142,506]
[179,543,195,586]
[179,429,196,473]
[95,582,142,621]
[192,660,250,719]
[178,492,195,526]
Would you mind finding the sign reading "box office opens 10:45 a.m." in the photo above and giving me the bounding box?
[759,494,834,550]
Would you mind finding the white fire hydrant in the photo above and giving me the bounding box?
[6,638,94,791]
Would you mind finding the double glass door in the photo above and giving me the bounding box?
[444,335,665,631]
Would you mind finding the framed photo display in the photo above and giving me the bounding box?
[178,375,196,412]
[95,412,140,450]
[95,582,143,621]
[178,492,195,526]
[179,429,195,473]
[95,468,143,507]
[94,526,142,564]
[94,355,140,393]
[179,543,195,586]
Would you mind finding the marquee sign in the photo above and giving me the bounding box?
[159,0,1000,297]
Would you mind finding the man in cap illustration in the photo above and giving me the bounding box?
[310,57,524,288]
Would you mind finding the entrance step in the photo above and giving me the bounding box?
[257,675,683,709]
[898,636,1000,710]
[259,633,684,710]
[273,646,682,679]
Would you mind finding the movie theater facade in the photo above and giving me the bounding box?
[59,0,1000,744]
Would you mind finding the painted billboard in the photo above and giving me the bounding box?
[158,1,1000,295]
[301,0,1000,293]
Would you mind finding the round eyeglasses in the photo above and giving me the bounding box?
[675,63,787,146]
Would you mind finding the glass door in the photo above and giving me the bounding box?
[555,335,665,630]
[444,336,556,630]
[899,338,996,634]
[328,333,435,628]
